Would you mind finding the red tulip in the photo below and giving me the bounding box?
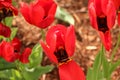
[40,24,85,80]
[20,0,57,28]
[88,0,116,51]
[0,0,18,21]
[12,38,21,52]
[19,48,32,64]
[0,41,19,62]
[0,38,31,63]
[0,23,11,37]
[11,38,32,63]
[112,0,120,25]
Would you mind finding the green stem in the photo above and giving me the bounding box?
[111,34,120,62]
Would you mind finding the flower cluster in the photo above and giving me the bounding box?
[0,38,32,63]
[0,0,18,37]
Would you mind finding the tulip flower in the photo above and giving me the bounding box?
[112,0,120,25]
[0,38,31,63]
[40,24,85,80]
[20,0,57,28]
[0,0,18,21]
[88,0,116,51]
[0,41,19,62]
[0,23,11,37]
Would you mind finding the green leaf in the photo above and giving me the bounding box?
[29,43,43,68]
[86,68,93,80]
[93,51,102,80]
[0,58,16,71]
[4,17,13,27]
[10,28,18,40]
[22,65,54,80]
[102,53,109,79]
[55,6,75,25]
[109,60,120,76]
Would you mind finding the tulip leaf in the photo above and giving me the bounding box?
[4,17,13,27]
[10,28,18,40]
[0,58,16,70]
[55,6,75,25]
[29,43,43,68]
[22,65,54,80]
[109,60,120,77]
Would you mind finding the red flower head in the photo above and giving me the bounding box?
[11,38,32,64]
[20,0,57,28]
[88,0,116,51]
[0,23,11,37]
[0,41,19,62]
[0,0,18,21]
[112,0,120,25]
[12,38,21,52]
[40,24,85,80]
[19,48,32,64]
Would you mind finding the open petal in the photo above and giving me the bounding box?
[59,60,85,80]
[40,41,58,63]
[65,25,75,57]
[99,31,111,51]
[88,2,98,30]
[106,0,116,29]
[12,38,21,52]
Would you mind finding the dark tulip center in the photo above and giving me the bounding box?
[54,47,70,63]
[97,16,109,33]
[0,8,13,21]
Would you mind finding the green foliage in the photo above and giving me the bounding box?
[87,45,120,80]
[55,6,75,25]
[4,17,13,27]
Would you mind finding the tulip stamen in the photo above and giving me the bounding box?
[54,47,70,64]
[97,16,109,33]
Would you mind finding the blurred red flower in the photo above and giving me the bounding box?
[112,0,120,25]
[88,0,116,51]
[0,23,11,37]
[40,24,85,80]
[19,48,32,64]
[0,38,32,63]
[0,41,19,62]
[20,0,57,28]
[0,0,18,21]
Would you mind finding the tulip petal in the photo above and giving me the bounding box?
[39,15,54,28]
[59,60,85,80]
[106,0,116,29]
[99,31,111,51]
[118,13,120,26]
[88,2,98,30]
[12,38,21,52]
[20,2,32,24]
[65,25,75,57]
[40,41,58,63]
[0,23,11,37]
[19,48,31,64]
[30,3,45,27]
[2,42,17,62]
[48,3,57,17]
